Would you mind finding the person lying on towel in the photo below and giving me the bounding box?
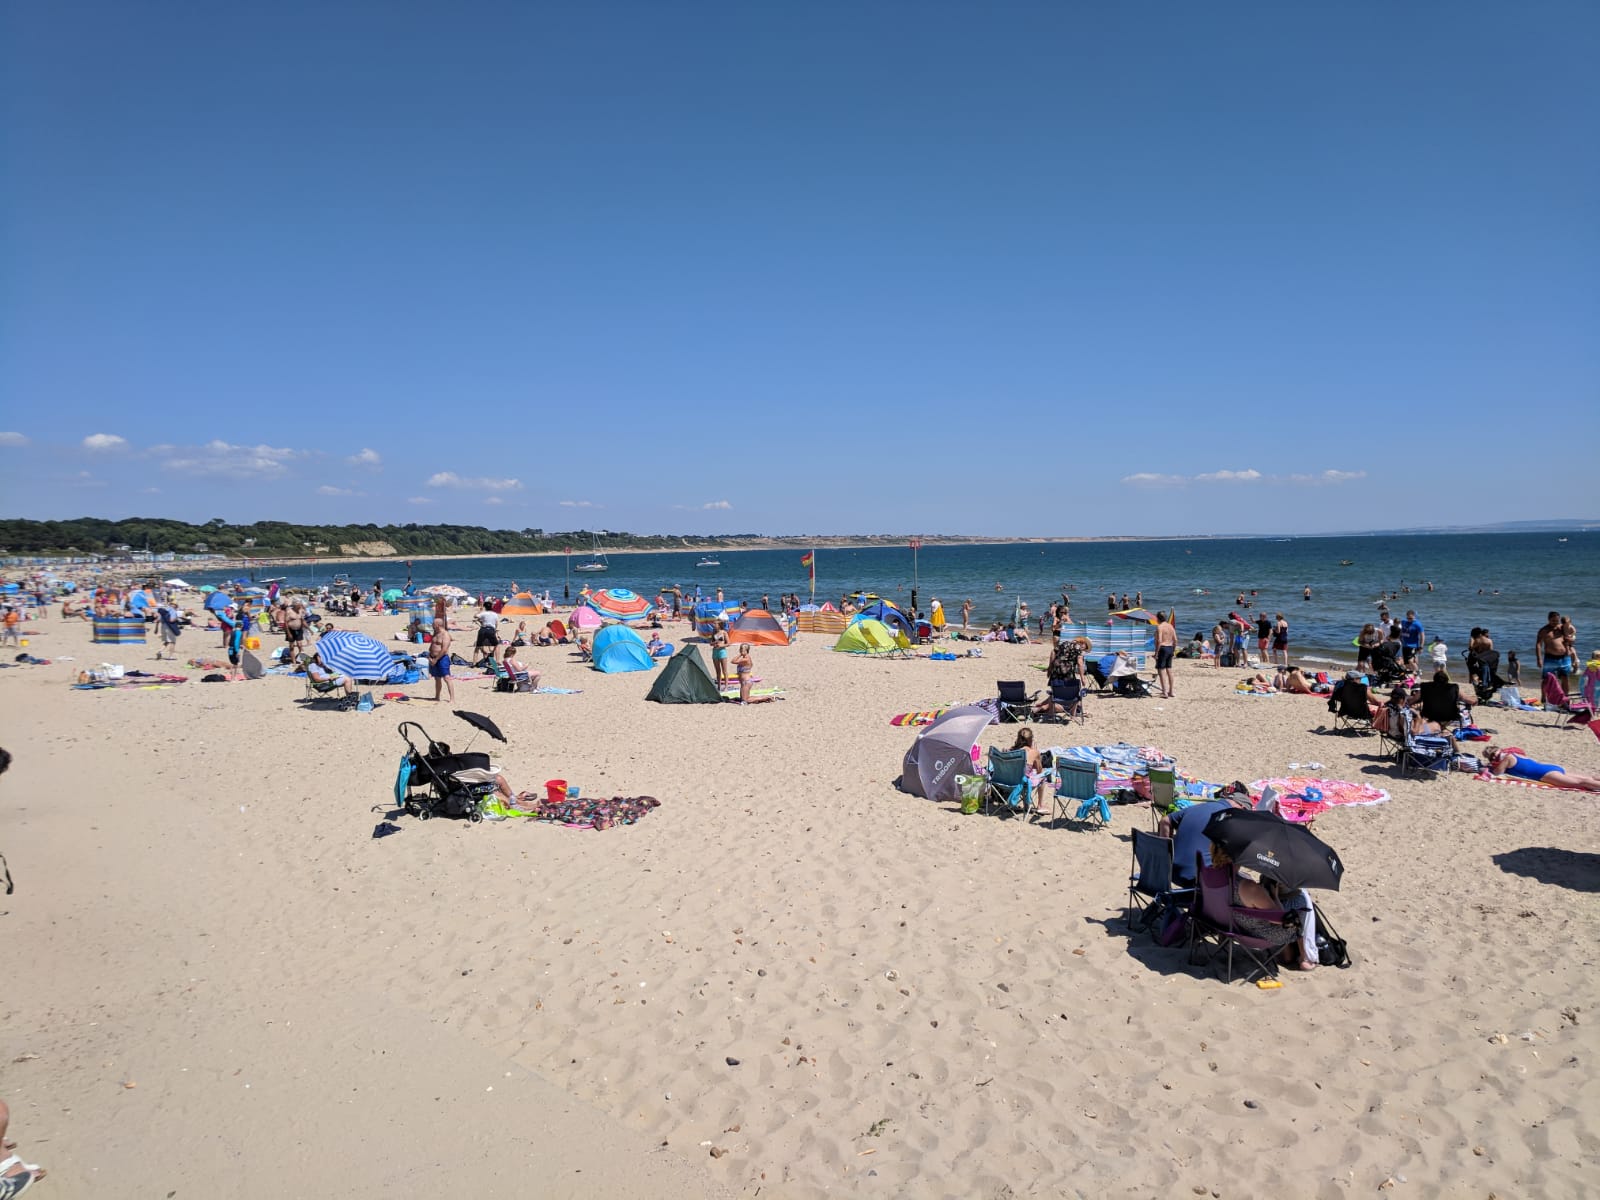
[1483,746,1600,792]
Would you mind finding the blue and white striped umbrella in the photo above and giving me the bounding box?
[316,629,406,682]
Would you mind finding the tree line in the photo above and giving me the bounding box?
[0,518,761,558]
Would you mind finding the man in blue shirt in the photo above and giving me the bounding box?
[1399,610,1424,669]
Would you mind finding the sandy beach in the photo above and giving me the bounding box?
[4,605,1598,1198]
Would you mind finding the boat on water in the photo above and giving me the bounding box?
[1339,560,1354,566]
[696,556,721,568]
[1558,537,1568,543]
[573,535,609,573]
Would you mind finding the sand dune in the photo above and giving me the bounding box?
[3,610,1597,1197]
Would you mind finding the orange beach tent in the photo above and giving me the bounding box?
[728,609,791,646]
[500,592,544,619]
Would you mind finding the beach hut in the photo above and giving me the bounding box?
[728,609,790,646]
[500,592,544,619]
[645,645,723,703]
[592,625,654,674]
[901,705,997,804]
[833,618,903,656]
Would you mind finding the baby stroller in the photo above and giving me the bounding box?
[396,720,500,821]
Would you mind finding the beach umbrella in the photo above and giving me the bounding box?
[588,587,654,623]
[205,591,232,612]
[422,585,469,598]
[164,578,192,589]
[382,588,404,602]
[900,704,998,804]
[1201,808,1344,892]
[452,709,507,743]
[199,585,217,593]
[1111,608,1159,624]
[315,629,406,683]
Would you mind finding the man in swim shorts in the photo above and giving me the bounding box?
[428,620,456,703]
[1537,612,1574,690]
[1154,611,1177,698]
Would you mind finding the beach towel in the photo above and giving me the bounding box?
[532,686,583,695]
[1249,777,1391,807]
[1470,772,1565,792]
[534,794,660,830]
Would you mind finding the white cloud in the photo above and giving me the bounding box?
[559,499,599,509]
[425,471,522,491]
[406,496,433,505]
[702,500,733,510]
[83,433,128,451]
[347,448,382,467]
[0,432,28,447]
[317,485,355,496]
[1123,466,1365,488]
[157,440,304,479]
[484,496,504,506]
[1120,472,1187,488]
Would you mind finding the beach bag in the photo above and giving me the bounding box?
[1313,903,1352,968]
[1155,905,1189,947]
[956,774,984,815]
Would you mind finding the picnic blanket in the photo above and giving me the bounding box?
[1052,743,1176,796]
[1249,776,1391,807]
[535,794,660,830]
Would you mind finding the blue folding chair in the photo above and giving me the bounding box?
[983,747,1033,820]
[1054,757,1109,826]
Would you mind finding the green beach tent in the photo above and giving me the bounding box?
[645,644,723,703]
[833,617,902,655]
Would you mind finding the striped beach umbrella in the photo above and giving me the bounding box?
[315,629,405,682]
[588,588,654,623]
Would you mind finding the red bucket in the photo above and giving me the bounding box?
[544,779,568,804]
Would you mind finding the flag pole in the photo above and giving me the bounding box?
[810,547,816,602]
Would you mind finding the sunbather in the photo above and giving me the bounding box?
[304,653,357,702]
[502,645,541,691]
[1275,666,1315,694]
[1484,747,1600,791]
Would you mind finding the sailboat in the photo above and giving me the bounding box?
[573,534,609,573]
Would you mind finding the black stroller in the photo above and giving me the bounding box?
[396,719,502,821]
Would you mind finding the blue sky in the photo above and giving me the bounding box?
[2,2,1596,537]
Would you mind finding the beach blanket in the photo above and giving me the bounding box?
[1249,777,1391,807]
[534,794,660,830]
[890,708,950,727]
[1052,743,1176,796]
[533,686,583,695]
[1470,773,1565,792]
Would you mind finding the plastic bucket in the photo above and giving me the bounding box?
[544,779,568,804]
[245,637,261,651]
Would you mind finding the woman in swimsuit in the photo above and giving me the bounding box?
[1272,613,1290,667]
[1486,747,1600,791]
[712,621,730,683]
[734,643,753,703]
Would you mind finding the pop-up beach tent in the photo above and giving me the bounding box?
[500,592,544,619]
[645,644,723,703]
[833,618,904,656]
[592,624,654,674]
[855,601,913,639]
[900,705,997,804]
[728,609,790,646]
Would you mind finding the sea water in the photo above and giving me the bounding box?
[195,532,1595,664]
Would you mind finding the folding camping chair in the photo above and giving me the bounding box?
[1187,858,1296,984]
[1540,671,1596,728]
[995,680,1037,723]
[1330,680,1373,735]
[983,746,1034,821]
[1145,766,1176,829]
[1399,726,1454,780]
[1038,677,1086,724]
[1127,828,1192,934]
[1053,757,1108,826]
[1418,679,1466,731]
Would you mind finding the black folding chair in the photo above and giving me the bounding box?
[995,680,1037,723]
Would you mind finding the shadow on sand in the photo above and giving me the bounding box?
[1492,847,1600,894]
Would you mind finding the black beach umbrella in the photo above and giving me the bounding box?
[452,709,507,743]
[1202,807,1344,892]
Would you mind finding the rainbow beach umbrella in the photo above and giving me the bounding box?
[587,587,654,623]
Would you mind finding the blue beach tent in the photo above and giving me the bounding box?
[592,624,655,674]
